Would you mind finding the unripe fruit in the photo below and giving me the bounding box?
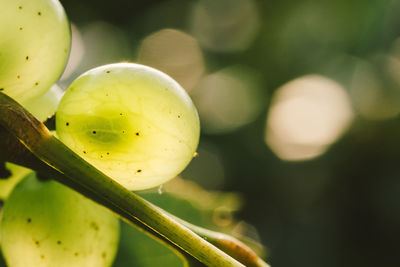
[1,174,119,267]
[56,63,200,190]
[0,0,70,106]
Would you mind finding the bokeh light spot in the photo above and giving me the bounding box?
[138,28,205,92]
[191,66,265,134]
[189,0,260,53]
[265,75,354,161]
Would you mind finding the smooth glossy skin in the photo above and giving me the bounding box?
[56,63,200,190]
[1,174,120,267]
[0,0,70,106]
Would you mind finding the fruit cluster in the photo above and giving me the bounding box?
[0,0,200,266]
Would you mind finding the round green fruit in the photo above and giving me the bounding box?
[56,63,200,191]
[0,0,70,106]
[1,174,119,267]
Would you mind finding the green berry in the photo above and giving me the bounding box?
[1,174,119,267]
[56,63,200,190]
[0,0,70,106]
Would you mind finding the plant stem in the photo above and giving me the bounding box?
[160,210,270,267]
[0,92,245,267]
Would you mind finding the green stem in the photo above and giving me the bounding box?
[177,221,270,267]
[152,205,270,267]
[0,92,244,267]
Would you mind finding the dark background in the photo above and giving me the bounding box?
[55,1,400,266]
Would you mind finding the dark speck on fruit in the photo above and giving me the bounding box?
[135,132,140,136]
[41,255,45,259]
[92,131,97,134]
[18,6,22,10]
[83,151,87,154]
[57,241,62,245]
[90,221,99,231]
[136,169,142,173]
[106,71,110,73]
[19,27,23,31]
[38,11,42,16]
[25,56,29,60]
[74,252,79,257]
[27,218,31,223]
[0,88,4,91]
[35,82,39,86]
[66,122,69,126]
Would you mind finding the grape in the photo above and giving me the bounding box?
[0,163,32,200]
[56,63,200,190]
[0,0,70,106]
[1,174,120,267]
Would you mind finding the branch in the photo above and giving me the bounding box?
[162,211,270,267]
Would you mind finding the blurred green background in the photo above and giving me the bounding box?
[28,0,400,266]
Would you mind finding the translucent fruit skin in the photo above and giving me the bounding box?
[0,0,70,106]
[1,174,120,267]
[56,63,200,191]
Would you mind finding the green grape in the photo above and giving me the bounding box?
[0,163,32,200]
[1,174,120,267]
[0,0,70,106]
[56,63,200,190]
